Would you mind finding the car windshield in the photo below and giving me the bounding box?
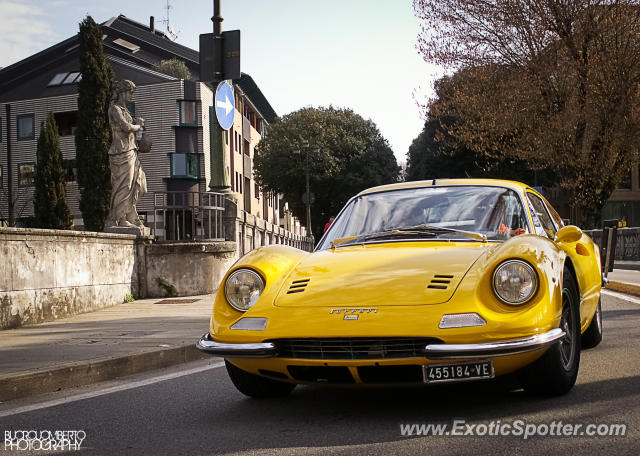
[317,185,530,250]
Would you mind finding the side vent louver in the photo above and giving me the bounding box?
[427,274,454,290]
[287,278,311,294]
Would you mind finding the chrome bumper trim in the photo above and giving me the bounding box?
[424,328,565,360]
[196,333,277,358]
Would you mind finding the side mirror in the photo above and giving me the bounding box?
[554,225,583,243]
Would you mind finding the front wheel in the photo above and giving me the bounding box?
[517,267,581,396]
[581,298,603,349]
[225,360,296,398]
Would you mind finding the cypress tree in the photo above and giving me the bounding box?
[75,16,114,231]
[34,113,73,229]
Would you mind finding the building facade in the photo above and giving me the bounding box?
[0,15,305,240]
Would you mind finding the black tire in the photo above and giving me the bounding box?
[225,360,296,398]
[581,298,603,349]
[517,266,581,396]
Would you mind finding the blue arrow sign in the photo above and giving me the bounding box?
[214,81,235,130]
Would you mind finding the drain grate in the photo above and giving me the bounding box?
[154,299,201,304]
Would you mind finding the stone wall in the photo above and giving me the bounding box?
[0,228,137,329]
[139,241,237,298]
[1,211,311,329]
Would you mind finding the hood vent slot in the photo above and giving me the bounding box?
[428,274,453,290]
[287,278,311,294]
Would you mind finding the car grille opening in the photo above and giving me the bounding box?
[287,366,354,383]
[428,274,454,290]
[258,369,289,380]
[268,337,443,360]
[287,278,310,294]
[357,365,424,383]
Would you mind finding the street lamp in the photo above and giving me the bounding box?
[294,139,316,242]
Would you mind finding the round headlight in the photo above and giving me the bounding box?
[492,260,538,305]
[224,269,265,312]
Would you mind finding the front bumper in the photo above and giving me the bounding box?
[423,328,564,359]
[196,328,565,360]
[196,333,276,358]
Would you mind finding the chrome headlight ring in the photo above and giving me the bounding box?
[492,260,538,306]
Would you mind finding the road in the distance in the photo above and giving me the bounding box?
[0,291,638,456]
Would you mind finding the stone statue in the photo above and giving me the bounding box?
[105,80,148,229]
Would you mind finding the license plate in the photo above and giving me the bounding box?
[423,360,494,383]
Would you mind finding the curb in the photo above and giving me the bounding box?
[0,344,208,403]
[606,281,640,297]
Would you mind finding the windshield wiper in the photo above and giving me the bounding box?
[330,230,436,249]
[393,224,487,242]
[330,224,486,249]
[361,229,438,242]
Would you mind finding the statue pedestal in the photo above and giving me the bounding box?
[104,225,152,238]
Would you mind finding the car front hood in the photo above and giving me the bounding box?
[273,242,493,307]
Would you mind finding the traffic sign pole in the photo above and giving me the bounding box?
[206,1,231,194]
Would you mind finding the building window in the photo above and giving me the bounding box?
[47,72,81,86]
[64,159,77,182]
[18,163,35,187]
[255,182,260,199]
[618,168,632,190]
[54,111,78,136]
[171,153,199,179]
[179,101,197,126]
[113,38,141,53]
[17,114,35,140]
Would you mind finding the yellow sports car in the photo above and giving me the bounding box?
[197,179,603,397]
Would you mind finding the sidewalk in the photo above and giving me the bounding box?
[0,295,214,402]
[606,269,640,296]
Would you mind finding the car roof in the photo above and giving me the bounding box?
[357,178,530,196]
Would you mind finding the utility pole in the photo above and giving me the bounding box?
[305,145,312,239]
[297,139,315,241]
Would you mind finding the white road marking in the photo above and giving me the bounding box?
[602,289,640,305]
[0,361,225,418]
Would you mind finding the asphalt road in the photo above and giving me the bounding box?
[0,291,638,456]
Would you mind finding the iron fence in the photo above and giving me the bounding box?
[585,227,640,261]
[152,192,225,242]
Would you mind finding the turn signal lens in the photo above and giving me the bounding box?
[231,317,268,331]
[439,313,487,329]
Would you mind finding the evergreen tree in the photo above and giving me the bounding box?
[34,113,72,229]
[75,16,114,231]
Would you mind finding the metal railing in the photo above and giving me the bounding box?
[585,227,640,261]
[152,192,225,242]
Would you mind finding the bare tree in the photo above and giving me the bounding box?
[415,0,640,226]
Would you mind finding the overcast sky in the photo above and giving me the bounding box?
[0,0,442,163]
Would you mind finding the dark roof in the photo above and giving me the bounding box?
[106,16,199,63]
[0,14,277,122]
[235,73,278,123]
